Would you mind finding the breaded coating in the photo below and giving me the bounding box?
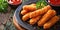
[30,5,51,18]
[21,4,36,15]
[23,5,36,11]
[29,16,41,25]
[21,10,28,15]
[38,10,56,26]
[22,12,31,21]
[43,16,59,29]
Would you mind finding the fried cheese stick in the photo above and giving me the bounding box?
[43,16,59,29]
[23,5,36,11]
[21,4,36,15]
[22,12,31,21]
[38,10,56,26]
[29,16,41,25]
[21,10,28,15]
[30,5,51,18]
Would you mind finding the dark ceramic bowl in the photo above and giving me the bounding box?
[46,0,60,15]
[14,0,60,30]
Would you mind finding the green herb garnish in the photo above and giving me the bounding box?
[36,0,47,9]
[0,0,8,13]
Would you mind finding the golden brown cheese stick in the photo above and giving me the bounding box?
[38,10,56,26]
[43,16,59,29]
[29,16,41,25]
[23,5,36,11]
[21,4,36,15]
[30,5,51,18]
[22,12,31,21]
[21,10,28,15]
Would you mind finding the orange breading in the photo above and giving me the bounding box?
[30,5,51,18]
[23,5,36,11]
[43,16,59,29]
[38,10,56,26]
[21,4,36,15]
[29,16,41,25]
[21,10,28,15]
[22,12,31,21]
